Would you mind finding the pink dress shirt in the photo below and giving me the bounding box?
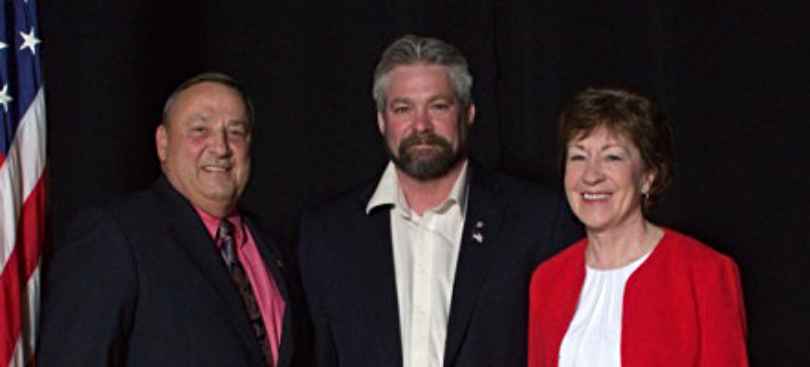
[196,207,286,367]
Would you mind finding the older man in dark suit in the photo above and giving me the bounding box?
[298,35,581,367]
[38,73,293,367]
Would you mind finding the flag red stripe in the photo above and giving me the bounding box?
[0,174,45,366]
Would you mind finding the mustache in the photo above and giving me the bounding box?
[399,132,452,151]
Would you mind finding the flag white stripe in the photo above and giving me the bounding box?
[6,265,40,367]
[0,88,46,269]
[24,264,40,353]
[8,336,23,367]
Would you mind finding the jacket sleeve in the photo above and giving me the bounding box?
[37,207,137,367]
[696,254,749,366]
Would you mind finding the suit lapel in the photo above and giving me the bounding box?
[153,178,266,366]
[444,167,506,366]
[247,219,294,367]
[248,219,289,302]
[362,203,404,367]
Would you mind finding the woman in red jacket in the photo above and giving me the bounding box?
[528,88,748,367]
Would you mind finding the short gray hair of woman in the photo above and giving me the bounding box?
[372,34,473,112]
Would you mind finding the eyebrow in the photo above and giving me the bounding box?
[569,143,630,153]
[389,97,412,105]
[428,94,455,102]
[229,119,251,128]
[389,94,456,104]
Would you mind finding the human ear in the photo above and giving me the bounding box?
[465,104,476,126]
[377,112,386,135]
[156,124,168,163]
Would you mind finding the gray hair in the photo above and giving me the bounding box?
[162,72,254,126]
[372,34,473,112]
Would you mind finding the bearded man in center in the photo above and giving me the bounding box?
[297,34,581,367]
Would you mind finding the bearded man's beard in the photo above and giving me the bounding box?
[389,130,465,181]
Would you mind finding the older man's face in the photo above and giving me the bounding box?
[377,63,475,180]
[156,81,251,215]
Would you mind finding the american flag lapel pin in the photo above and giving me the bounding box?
[472,220,485,244]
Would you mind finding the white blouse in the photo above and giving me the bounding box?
[558,251,651,367]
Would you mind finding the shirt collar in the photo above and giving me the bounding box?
[194,206,245,248]
[366,160,469,218]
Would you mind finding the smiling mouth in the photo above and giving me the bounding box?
[582,192,610,200]
[202,165,231,172]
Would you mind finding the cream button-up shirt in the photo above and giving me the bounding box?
[366,161,469,367]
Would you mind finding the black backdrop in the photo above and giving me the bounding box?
[41,0,808,364]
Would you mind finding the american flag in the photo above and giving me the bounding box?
[0,0,46,366]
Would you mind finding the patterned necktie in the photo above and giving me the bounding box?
[218,219,272,366]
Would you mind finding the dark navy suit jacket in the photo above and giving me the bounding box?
[298,164,581,367]
[38,177,294,367]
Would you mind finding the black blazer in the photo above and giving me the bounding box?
[37,177,294,367]
[298,164,581,367]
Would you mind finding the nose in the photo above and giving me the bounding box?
[582,160,605,185]
[210,128,232,156]
[412,107,433,133]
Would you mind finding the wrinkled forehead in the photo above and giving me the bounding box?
[164,81,251,126]
[568,124,634,146]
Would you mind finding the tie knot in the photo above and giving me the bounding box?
[217,219,237,267]
[218,219,236,241]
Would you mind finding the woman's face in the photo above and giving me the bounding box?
[564,126,654,233]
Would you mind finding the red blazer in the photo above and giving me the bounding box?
[528,229,748,367]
